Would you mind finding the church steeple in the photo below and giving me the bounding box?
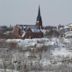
[36,6,43,29]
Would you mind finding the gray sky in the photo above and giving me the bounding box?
[0,0,72,26]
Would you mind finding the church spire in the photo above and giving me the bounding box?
[36,6,43,29]
[37,6,41,21]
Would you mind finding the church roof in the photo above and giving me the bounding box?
[16,24,41,32]
[16,24,37,30]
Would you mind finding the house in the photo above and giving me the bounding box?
[58,23,72,37]
[63,23,72,38]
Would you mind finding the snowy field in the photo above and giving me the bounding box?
[0,37,72,72]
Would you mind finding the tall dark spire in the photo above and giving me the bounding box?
[36,6,43,29]
[37,6,42,21]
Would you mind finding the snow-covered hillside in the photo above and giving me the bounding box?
[6,38,63,47]
[1,37,72,72]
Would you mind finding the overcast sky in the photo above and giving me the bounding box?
[0,0,72,26]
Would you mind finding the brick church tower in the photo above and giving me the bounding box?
[36,6,43,29]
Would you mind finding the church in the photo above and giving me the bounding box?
[12,6,44,39]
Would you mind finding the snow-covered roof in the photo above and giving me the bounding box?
[17,24,37,30]
[21,31,26,37]
[65,31,72,37]
[63,23,72,30]
[64,26,69,29]
[65,31,72,35]
[66,23,72,27]
[31,29,41,32]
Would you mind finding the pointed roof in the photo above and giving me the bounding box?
[36,6,42,21]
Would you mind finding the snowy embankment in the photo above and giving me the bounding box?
[6,38,60,48]
[4,38,72,71]
[39,47,72,68]
[0,69,18,72]
[52,48,72,57]
[6,38,72,59]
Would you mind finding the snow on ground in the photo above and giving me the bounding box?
[0,69,18,72]
[40,58,51,66]
[6,39,21,43]
[6,38,61,48]
[2,37,72,72]
[52,48,72,57]
[5,38,72,59]
[62,37,71,44]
